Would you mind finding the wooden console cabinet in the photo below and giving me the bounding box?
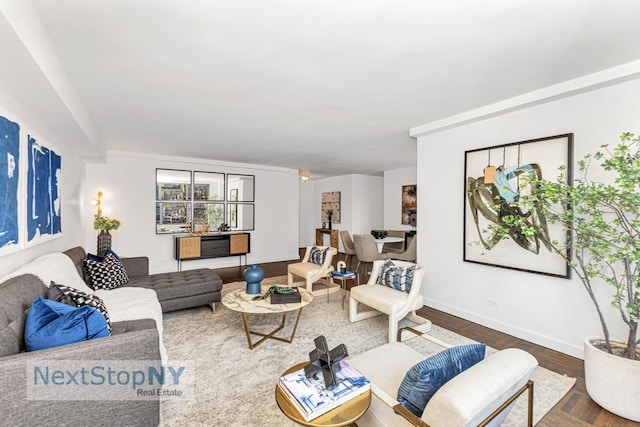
[175,233,250,270]
[315,228,339,249]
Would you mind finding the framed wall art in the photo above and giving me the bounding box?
[463,133,573,278]
[321,191,341,223]
[401,184,417,226]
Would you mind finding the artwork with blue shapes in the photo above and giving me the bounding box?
[27,135,62,243]
[0,115,20,251]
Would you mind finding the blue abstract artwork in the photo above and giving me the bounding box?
[0,115,20,250]
[27,135,62,243]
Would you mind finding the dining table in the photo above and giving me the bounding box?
[373,236,404,253]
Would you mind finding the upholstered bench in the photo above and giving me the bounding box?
[64,247,223,313]
[347,329,538,427]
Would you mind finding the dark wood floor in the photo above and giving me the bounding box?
[216,253,639,426]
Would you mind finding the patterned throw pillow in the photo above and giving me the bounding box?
[49,282,112,334]
[309,246,328,265]
[83,249,129,290]
[397,344,486,417]
[376,259,416,293]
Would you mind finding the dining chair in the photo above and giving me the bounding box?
[387,235,417,263]
[339,230,357,271]
[382,230,406,253]
[353,234,387,279]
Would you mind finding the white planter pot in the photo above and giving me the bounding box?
[583,336,640,422]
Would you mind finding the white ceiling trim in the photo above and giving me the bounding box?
[0,0,105,158]
[410,59,640,139]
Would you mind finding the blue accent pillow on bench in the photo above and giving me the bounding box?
[25,296,109,351]
[397,343,486,417]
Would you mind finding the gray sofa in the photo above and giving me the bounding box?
[0,273,161,427]
[0,247,224,426]
[64,246,224,312]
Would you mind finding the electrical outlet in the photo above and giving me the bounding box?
[487,297,499,308]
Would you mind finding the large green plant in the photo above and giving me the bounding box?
[494,132,640,360]
[93,215,121,231]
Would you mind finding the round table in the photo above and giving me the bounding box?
[275,362,372,427]
[373,236,404,252]
[222,285,313,349]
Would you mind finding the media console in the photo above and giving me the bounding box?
[174,232,250,270]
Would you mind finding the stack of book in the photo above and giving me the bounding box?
[331,270,355,277]
[278,360,370,421]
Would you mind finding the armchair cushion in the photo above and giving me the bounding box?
[309,246,329,265]
[376,259,416,293]
[25,296,109,351]
[397,343,486,417]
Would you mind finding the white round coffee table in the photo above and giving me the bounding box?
[222,285,313,349]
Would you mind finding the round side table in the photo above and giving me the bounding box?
[275,362,371,427]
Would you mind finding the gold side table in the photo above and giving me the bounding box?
[276,362,371,427]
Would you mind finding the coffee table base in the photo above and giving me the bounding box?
[241,308,304,349]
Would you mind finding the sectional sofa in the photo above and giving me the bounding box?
[0,246,223,426]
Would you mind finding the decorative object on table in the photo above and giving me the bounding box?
[371,229,387,239]
[92,194,121,256]
[321,191,341,225]
[304,335,349,388]
[278,359,370,422]
[326,209,333,230]
[269,287,302,304]
[464,133,573,278]
[185,218,210,236]
[336,260,347,274]
[243,264,264,294]
[217,222,231,232]
[495,131,640,421]
[401,184,417,226]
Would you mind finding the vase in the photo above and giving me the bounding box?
[243,264,264,295]
[97,230,112,256]
[584,336,640,421]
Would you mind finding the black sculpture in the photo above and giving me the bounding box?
[304,335,348,388]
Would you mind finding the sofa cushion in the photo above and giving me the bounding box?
[309,246,328,265]
[397,343,486,416]
[25,296,109,351]
[376,259,415,293]
[124,268,223,304]
[0,274,48,356]
[83,249,129,290]
[49,282,112,333]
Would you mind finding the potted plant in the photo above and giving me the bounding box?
[93,215,121,255]
[492,132,639,420]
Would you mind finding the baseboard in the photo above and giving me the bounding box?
[424,298,584,360]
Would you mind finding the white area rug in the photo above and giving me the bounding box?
[160,277,575,426]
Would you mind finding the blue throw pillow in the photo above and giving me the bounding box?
[397,344,486,417]
[376,259,416,293]
[309,246,328,265]
[25,296,110,352]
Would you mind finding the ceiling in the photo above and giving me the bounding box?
[3,0,640,179]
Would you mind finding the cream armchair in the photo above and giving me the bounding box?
[349,260,431,342]
[287,245,338,296]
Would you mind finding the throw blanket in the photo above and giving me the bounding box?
[1,252,167,363]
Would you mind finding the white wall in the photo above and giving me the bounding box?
[383,167,417,230]
[415,77,640,359]
[300,174,383,252]
[84,153,300,274]
[0,89,89,278]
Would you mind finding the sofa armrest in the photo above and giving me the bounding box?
[0,320,160,427]
[122,256,150,278]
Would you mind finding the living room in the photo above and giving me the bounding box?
[1,2,640,426]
